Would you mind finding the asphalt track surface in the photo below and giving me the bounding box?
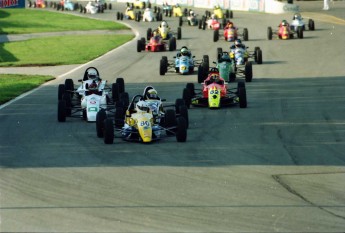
[0,1,345,232]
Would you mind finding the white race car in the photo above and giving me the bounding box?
[290,13,315,31]
[58,67,123,122]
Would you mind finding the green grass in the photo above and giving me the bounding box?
[0,8,134,104]
[0,9,129,34]
[0,74,55,104]
[0,34,134,66]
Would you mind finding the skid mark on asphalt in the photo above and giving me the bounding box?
[273,172,345,220]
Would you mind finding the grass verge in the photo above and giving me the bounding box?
[0,9,129,34]
[0,74,55,105]
[0,34,134,66]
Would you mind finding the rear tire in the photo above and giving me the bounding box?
[104,118,114,144]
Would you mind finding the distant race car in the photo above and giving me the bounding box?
[170,4,188,17]
[80,0,106,14]
[290,13,315,31]
[27,0,46,8]
[268,20,303,40]
[159,47,209,75]
[178,10,199,27]
[137,34,176,52]
[141,8,163,21]
[199,16,223,30]
[213,21,249,42]
[182,67,247,109]
[127,0,151,9]
[97,94,188,144]
[57,67,123,122]
[147,23,182,40]
[206,5,233,20]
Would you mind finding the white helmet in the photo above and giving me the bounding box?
[161,21,168,28]
[87,68,98,80]
[136,100,149,113]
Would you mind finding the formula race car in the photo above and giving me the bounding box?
[97,94,188,144]
[268,20,303,40]
[139,8,163,22]
[137,34,176,52]
[199,15,223,30]
[27,0,46,8]
[147,22,182,40]
[206,5,233,20]
[213,21,248,42]
[182,68,247,109]
[127,0,151,9]
[57,67,123,122]
[117,7,140,20]
[290,13,315,31]
[178,10,199,27]
[214,52,236,82]
[159,47,209,75]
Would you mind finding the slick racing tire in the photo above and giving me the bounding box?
[256,49,263,64]
[213,30,219,42]
[64,78,74,92]
[217,47,223,60]
[169,37,176,51]
[116,77,125,94]
[182,88,192,109]
[104,118,114,144]
[160,59,167,75]
[112,83,120,102]
[244,61,253,82]
[164,109,177,135]
[137,39,143,52]
[176,117,187,142]
[186,83,195,96]
[58,84,65,100]
[147,28,152,40]
[238,86,247,108]
[177,27,182,40]
[175,98,186,114]
[57,100,67,122]
[243,28,249,41]
[96,109,107,138]
[178,105,189,129]
[267,27,273,40]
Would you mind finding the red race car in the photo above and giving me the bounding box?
[182,67,247,109]
[268,20,303,40]
[137,35,176,52]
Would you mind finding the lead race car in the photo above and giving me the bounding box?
[182,68,247,109]
[57,67,123,122]
[159,46,209,75]
[290,13,315,31]
[98,94,188,144]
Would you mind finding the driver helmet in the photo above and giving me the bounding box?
[235,39,242,48]
[136,100,149,113]
[211,14,216,19]
[145,8,150,12]
[190,10,194,16]
[181,47,189,56]
[281,20,288,26]
[87,68,98,80]
[146,88,158,99]
[175,3,179,7]
[227,21,233,28]
[153,30,158,37]
[160,21,168,28]
[293,13,301,20]
[214,4,220,9]
[221,54,230,61]
[210,73,220,82]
